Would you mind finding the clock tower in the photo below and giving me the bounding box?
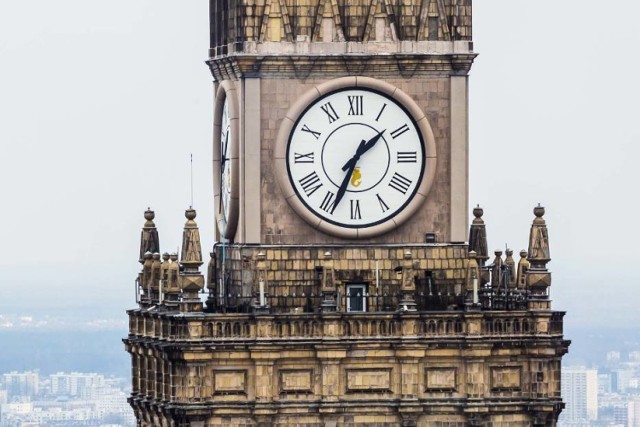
[125,2,570,426]
[210,0,474,245]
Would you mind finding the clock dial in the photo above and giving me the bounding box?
[220,99,232,223]
[280,80,434,238]
[213,81,239,240]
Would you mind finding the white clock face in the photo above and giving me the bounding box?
[213,80,239,240]
[286,88,425,230]
[220,99,232,226]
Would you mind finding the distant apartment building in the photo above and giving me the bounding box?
[2,371,38,401]
[613,369,635,393]
[50,372,105,398]
[561,367,598,424]
[629,397,640,427]
[599,373,612,394]
[608,351,622,363]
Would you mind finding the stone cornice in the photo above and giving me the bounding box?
[206,52,477,80]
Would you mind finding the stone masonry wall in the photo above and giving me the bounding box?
[259,76,452,245]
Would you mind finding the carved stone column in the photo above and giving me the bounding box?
[253,251,271,314]
[321,251,337,312]
[464,250,480,310]
[398,251,417,311]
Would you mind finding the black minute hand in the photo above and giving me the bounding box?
[332,140,365,213]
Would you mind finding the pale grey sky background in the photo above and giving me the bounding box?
[0,1,637,329]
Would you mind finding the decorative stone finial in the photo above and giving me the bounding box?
[473,205,483,220]
[181,209,203,269]
[185,208,197,221]
[179,208,204,313]
[468,205,489,266]
[528,204,550,267]
[139,209,160,264]
[526,205,552,310]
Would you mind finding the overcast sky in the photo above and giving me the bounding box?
[0,1,637,328]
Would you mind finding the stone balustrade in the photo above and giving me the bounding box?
[127,310,564,342]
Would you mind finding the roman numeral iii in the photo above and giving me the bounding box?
[397,152,417,163]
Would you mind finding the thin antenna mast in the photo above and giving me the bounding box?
[190,153,194,208]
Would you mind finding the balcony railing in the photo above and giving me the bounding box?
[127,311,564,342]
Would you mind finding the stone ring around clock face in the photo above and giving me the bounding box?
[213,80,240,240]
[274,76,437,239]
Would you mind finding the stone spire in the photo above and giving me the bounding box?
[181,209,203,269]
[139,209,160,264]
[179,208,204,312]
[526,205,552,310]
[468,205,489,266]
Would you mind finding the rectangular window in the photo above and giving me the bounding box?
[347,284,367,312]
